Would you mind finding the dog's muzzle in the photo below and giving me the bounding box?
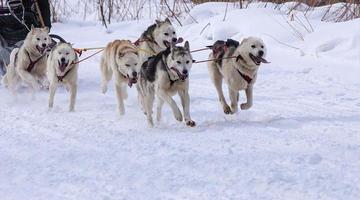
[171,67,188,81]
[36,45,47,54]
[249,53,269,65]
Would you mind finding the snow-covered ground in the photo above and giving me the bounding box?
[1,3,360,199]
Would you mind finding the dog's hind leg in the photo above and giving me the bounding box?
[241,85,253,110]
[156,97,164,122]
[178,87,196,127]
[158,90,182,122]
[207,62,231,114]
[69,82,77,112]
[228,87,239,114]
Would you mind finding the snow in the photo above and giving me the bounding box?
[1,2,360,199]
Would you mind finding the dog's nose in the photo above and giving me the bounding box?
[172,38,177,43]
[42,43,47,48]
[182,69,188,75]
[61,57,65,63]
[132,71,137,77]
[258,50,264,57]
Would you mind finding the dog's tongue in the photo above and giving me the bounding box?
[258,57,270,64]
[128,78,137,88]
[59,62,67,72]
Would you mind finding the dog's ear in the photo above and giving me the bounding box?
[30,24,35,33]
[155,19,161,26]
[165,18,171,24]
[184,41,190,52]
[240,38,248,46]
[43,26,50,33]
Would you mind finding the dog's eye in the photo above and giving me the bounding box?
[134,63,138,66]
[125,64,130,67]
[66,52,69,55]
[37,38,40,41]
[164,33,169,36]
[261,45,264,48]
[176,61,181,64]
[44,38,47,41]
[186,60,190,64]
[251,45,256,48]
[173,31,175,34]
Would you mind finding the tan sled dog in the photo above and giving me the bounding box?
[100,40,140,115]
[47,42,79,112]
[2,25,51,95]
[207,37,269,114]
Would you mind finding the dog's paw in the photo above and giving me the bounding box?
[69,107,75,112]
[147,118,154,128]
[231,105,238,114]
[241,103,252,110]
[186,120,196,127]
[223,105,232,115]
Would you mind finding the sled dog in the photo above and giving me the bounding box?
[207,37,269,114]
[100,40,140,115]
[136,18,178,64]
[137,41,196,127]
[47,42,79,112]
[2,25,52,94]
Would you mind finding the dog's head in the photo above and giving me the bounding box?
[27,25,52,55]
[167,41,192,81]
[153,18,178,50]
[237,37,268,68]
[52,43,76,76]
[116,45,140,87]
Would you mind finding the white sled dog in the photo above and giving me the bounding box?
[138,41,196,127]
[135,18,179,64]
[100,40,140,115]
[47,42,79,112]
[207,37,269,114]
[2,25,52,94]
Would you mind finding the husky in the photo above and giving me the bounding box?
[100,40,140,115]
[137,41,196,127]
[207,37,269,114]
[2,25,52,95]
[47,42,79,112]
[136,18,178,64]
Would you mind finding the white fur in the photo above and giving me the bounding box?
[207,37,267,114]
[47,43,79,112]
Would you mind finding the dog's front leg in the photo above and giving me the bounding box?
[114,72,125,115]
[48,81,57,110]
[143,87,155,127]
[69,82,77,112]
[229,87,239,114]
[241,85,253,110]
[178,88,196,127]
[17,68,39,91]
[156,97,164,122]
[158,90,182,122]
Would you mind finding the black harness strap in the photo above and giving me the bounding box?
[25,51,45,72]
[57,67,72,82]
[237,69,252,84]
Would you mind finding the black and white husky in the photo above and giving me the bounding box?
[137,41,196,127]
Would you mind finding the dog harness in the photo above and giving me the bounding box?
[25,51,45,72]
[236,69,252,84]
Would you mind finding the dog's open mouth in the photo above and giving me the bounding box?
[171,67,188,81]
[164,41,171,48]
[58,60,69,73]
[127,76,138,88]
[36,45,46,54]
[249,53,269,65]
